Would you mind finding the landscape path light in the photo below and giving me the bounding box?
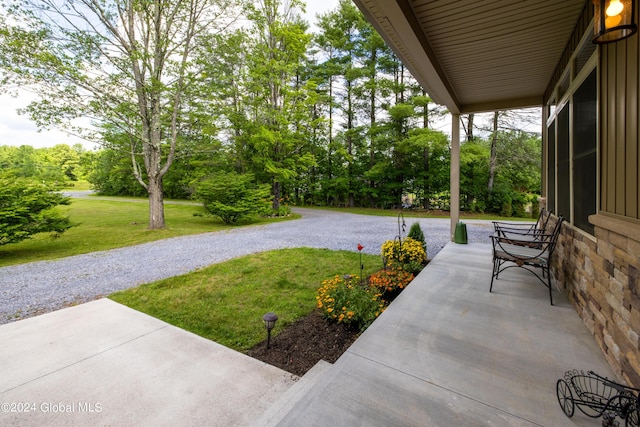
[262,312,278,349]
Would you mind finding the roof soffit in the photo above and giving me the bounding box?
[353,0,587,114]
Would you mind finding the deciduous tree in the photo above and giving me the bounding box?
[0,0,240,229]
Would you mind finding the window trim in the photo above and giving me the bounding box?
[544,33,598,235]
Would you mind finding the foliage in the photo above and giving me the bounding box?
[271,203,292,218]
[88,148,146,197]
[0,1,541,217]
[0,144,93,186]
[240,0,317,211]
[460,140,490,211]
[407,222,426,252]
[195,172,271,224]
[316,274,385,331]
[0,0,240,229]
[380,237,427,266]
[367,267,414,298]
[0,174,73,245]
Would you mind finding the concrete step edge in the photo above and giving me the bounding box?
[251,360,333,427]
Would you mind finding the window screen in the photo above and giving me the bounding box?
[557,105,570,219]
[572,70,597,234]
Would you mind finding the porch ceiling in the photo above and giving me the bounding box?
[353,0,587,114]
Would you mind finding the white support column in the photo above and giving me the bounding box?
[450,114,460,240]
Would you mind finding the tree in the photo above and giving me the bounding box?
[315,0,369,208]
[398,127,450,209]
[0,174,73,245]
[195,172,270,224]
[0,144,91,185]
[494,131,542,194]
[460,140,490,212]
[244,0,315,212]
[488,111,499,195]
[0,0,240,229]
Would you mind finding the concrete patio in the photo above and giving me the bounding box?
[0,299,296,426]
[0,242,616,426]
[260,242,616,426]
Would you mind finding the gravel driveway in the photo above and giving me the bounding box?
[0,208,496,324]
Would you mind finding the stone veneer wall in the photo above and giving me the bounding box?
[550,214,640,387]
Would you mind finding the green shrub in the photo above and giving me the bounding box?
[469,199,486,213]
[408,221,425,242]
[488,184,511,215]
[316,274,385,331]
[271,204,291,217]
[430,191,450,210]
[195,172,271,224]
[530,196,540,218]
[0,174,74,245]
[511,191,527,218]
[407,222,426,253]
[500,200,513,217]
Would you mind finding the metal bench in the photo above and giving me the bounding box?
[489,215,564,305]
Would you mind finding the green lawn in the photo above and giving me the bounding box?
[0,197,297,267]
[0,191,532,268]
[110,248,382,352]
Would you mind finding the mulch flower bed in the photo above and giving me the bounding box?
[246,310,359,377]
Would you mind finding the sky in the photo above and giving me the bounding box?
[0,0,340,150]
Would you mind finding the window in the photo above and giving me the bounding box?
[547,121,556,211]
[572,70,597,234]
[557,104,570,219]
[545,52,597,234]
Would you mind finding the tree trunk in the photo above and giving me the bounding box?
[329,74,333,148]
[423,89,429,129]
[148,175,165,229]
[347,78,355,208]
[465,114,475,141]
[272,181,281,211]
[369,48,377,208]
[400,63,405,103]
[488,111,499,195]
[423,146,430,210]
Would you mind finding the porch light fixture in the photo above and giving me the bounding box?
[593,0,637,43]
[262,312,278,349]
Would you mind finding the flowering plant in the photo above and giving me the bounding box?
[316,274,385,331]
[381,237,427,266]
[368,267,414,299]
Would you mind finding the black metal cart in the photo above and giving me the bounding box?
[557,370,640,426]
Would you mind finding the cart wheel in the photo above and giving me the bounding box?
[556,379,575,417]
[625,406,639,427]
